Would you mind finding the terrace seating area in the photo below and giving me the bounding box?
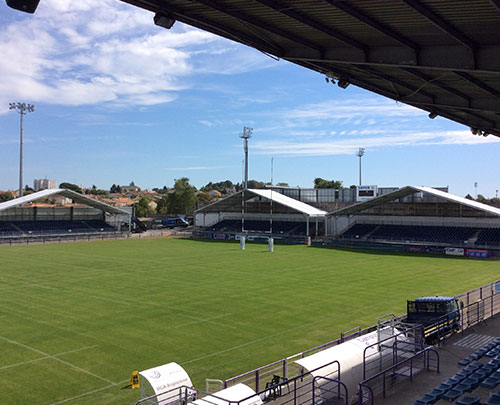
[205,219,311,236]
[339,224,500,247]
[413,338,500,405]
[0,220,116,237]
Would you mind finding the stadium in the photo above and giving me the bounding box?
[3,1,500,405]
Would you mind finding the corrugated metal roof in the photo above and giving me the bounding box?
[0,189,129,215]
[328,186,500,217]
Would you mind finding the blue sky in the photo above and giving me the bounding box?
[1,0,499,198]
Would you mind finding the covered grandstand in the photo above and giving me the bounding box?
[327,186,500,254]
[194,189,327,240]
[0,188,131,240]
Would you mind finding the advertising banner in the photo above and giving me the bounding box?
[444,247,465,256]
[405,245,428,253]
[465,249,489,258]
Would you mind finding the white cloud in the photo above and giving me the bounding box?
[0,0,274,111]
[166,166,236,171]
[251,130,500,157]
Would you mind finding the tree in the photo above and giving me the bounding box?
[246,180,266,189]
[135,196,153,217]
[156,195,168,214]
[167,178,196,214]
[313,178,343,189]
[59,182,82,193]
[200,180,235,194]
[110,184,121,193]
[196,191,213,204]
[0,192,13,202]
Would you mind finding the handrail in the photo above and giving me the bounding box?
[357,347,439,405]
[362,324,423,380]
[140,360,341,405]
[313,376,348,405]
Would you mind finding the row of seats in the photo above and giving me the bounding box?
[341,224,500,247]
[206,219,316,236]
[0,220,116,237]
[414,338,500,404]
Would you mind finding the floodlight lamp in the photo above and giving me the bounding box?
[240,126,253,139]
[470,127,479,135]
[9,102,16,110]
[27,104,34,112]
[154,13,176,29]
[337,78,350,89]
[325,77,329,83]
[357,147,365,158]
[428,112,438,119]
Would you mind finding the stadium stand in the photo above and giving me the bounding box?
[339,224,489,245]
[207,219,310,236]
[329,187,500,253]
[0,189,130,240]
[0,220,116,237]
[195,189,327,239]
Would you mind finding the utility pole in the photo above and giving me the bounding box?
[9,102,34,198]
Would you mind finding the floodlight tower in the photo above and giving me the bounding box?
[240,126,253,189]
[357,147,365,186]
[9,102,34,198]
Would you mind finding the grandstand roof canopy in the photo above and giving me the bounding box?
[0,189,129,215]
[196,188,327,217]
[328,186,500,217]
[118,0,500,138]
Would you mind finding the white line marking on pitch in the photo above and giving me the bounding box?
[0,336,113,384]
[49,379,129,405]
[183,316,332,365]
[0,345,99,371]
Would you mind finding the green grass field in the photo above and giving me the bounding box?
[1,237,498,404]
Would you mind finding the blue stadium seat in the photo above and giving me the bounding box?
[455,397,480,405]
[486,393,500,405]
[442,389,463,402]
[481,376,500,389]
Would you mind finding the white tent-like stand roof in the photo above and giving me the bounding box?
[0,188,129,216]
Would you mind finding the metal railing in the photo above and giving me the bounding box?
[220,325,376,393]
[138,360,343,405]
[358,346,439,405]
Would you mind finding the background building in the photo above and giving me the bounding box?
[33,179,57,191]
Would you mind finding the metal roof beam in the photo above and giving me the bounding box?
[356,65,435,101]
[255,0,368,54]
[454,71,500,101]
[324,0,420,52]
[304,61,499,137]
[400,67,471,104]
[490,0,500,13]
[401,0,477,52]
[193,0,323,54]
